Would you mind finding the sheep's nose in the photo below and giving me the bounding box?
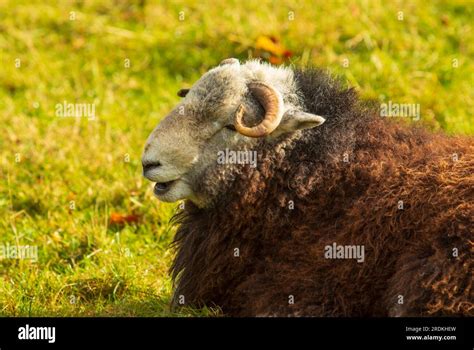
[142,161,162,175]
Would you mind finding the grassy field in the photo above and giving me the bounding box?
[0,0,472,316]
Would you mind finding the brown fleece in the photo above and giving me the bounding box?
[170,68,473,317]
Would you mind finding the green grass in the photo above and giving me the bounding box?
[0,0,472,316]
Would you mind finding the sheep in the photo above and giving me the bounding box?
[142,58,474,317]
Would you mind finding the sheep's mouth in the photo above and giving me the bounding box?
[154,180,176,195]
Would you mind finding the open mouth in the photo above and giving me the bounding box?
[153,180,176,195]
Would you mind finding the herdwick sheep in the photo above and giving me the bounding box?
[142,58,473,317]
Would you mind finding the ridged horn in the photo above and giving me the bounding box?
[234,82,284,138]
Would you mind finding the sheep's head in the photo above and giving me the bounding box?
[142,58,325,207]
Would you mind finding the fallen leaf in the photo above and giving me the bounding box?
[269,55,282,65]
[256,35,286,56]
[254,35,293,64]
[109,212,141,226]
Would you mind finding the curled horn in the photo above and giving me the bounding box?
[234,82,284,138]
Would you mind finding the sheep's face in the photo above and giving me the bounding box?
[142,59,325,207]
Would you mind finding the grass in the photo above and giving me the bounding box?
[0,0,472,316]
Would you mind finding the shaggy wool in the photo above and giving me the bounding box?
[170,68,474,317]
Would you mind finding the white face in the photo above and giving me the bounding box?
[142,59,325,207]
[141,113,202,204]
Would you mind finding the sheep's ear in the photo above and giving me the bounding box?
[274,110,326,135]
[177,89,190,97]
[219,58,239,66]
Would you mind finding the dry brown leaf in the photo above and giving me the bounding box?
[109,212,141,226]
[254,35,292,64]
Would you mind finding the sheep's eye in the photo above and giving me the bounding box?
[225,124,236,131]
